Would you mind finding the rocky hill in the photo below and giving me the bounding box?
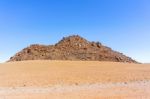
[8,35,137,63]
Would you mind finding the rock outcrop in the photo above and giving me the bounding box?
[9,35,137,63]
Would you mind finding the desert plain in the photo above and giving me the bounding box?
[0,60,150,99]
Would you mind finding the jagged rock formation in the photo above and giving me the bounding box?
[9,35,137,63]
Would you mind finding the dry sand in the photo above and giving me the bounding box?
[0,60,150,99]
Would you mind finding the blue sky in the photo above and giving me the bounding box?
[0,0,150,63]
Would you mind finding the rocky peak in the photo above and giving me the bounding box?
[55,35,90,49]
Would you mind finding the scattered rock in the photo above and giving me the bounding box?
[124,82,128,84]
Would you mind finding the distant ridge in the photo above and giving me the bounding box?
[9,35,137,63]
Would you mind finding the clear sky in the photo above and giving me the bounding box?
[0,0,150,63]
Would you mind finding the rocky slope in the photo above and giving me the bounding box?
[9,35,137,63]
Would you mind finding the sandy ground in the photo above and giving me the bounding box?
[0,60,150,99]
